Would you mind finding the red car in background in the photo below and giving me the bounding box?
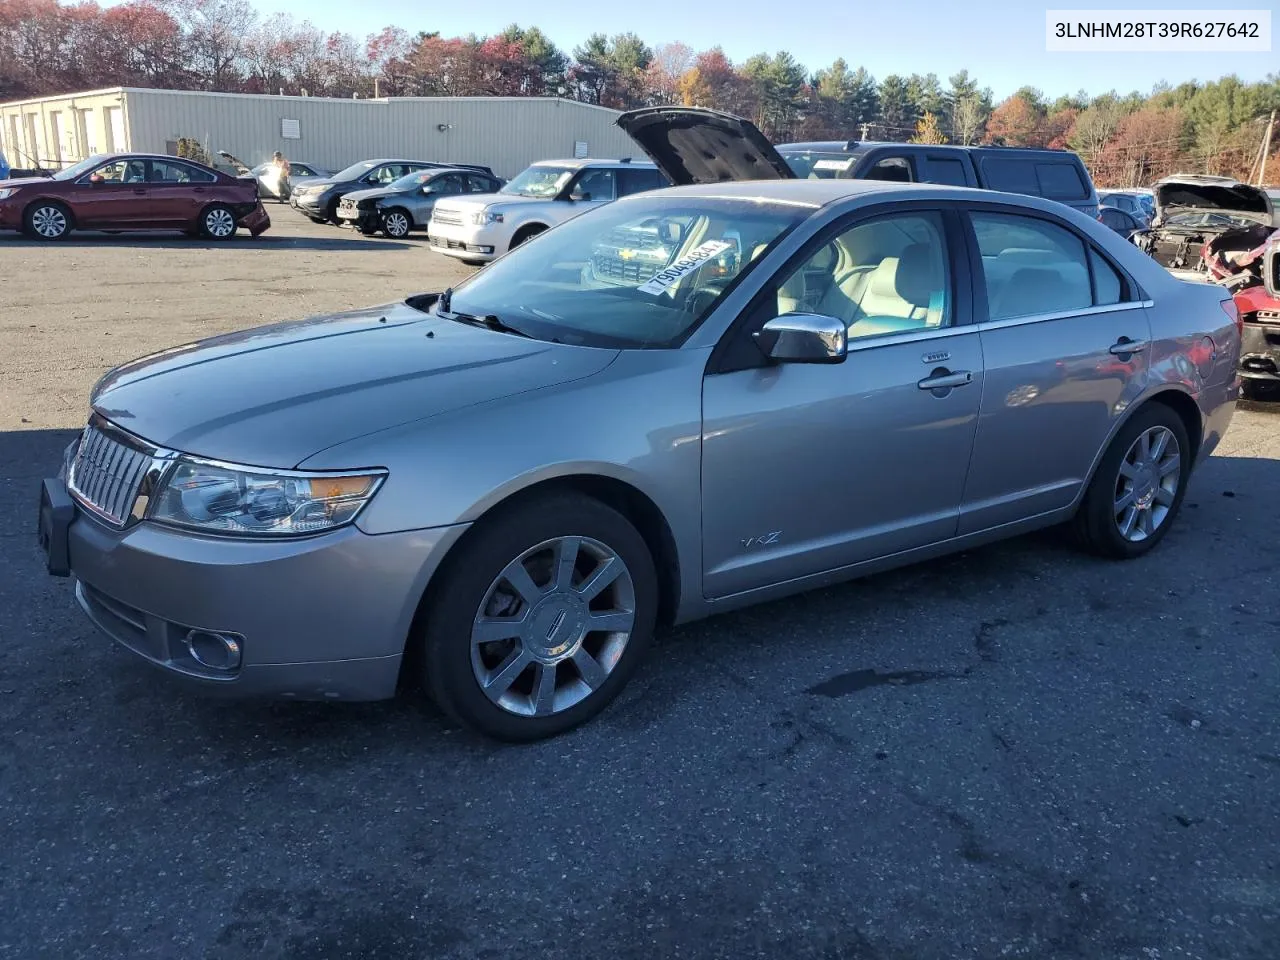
[0,153,270,241]
[1204,226,1280,395]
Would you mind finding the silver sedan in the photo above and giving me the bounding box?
[39,173,1241,741]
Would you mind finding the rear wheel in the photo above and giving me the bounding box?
[420,494,657,741]
[381,208,412,239]
[1073,403,1190,559]
[199,204,237,240]
[24,201,72,240]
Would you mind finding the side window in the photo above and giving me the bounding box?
[617,168,667,196]
[971,212,1096,320]
[1034,161,1088,201]
[924,157,969,186]
[432,173,465,195]
[572,168,616,201]
[770,211,950,340]
[292,164,315,177]
[149,160,214,183]
[465,174,495,193]
[863,156,913,183]
[89,160,128,183]
[979,158,1037,196]
[1089,248,1126,305]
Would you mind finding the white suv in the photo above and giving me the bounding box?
[428,158,667,264]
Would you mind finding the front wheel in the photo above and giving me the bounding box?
[24,202,72,240]
[1073,403,1191,559]
[199,204,237,240]
[420,494,658,741]
[381,209,412,239]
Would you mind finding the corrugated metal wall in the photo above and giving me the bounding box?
[121,90,640,178]
[0,89,125,169]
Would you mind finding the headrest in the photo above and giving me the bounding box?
[894,243,939,308]
[866,257,901,298]
[995,267,1069,319]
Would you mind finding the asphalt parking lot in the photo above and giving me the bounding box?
[1,209,1278,960]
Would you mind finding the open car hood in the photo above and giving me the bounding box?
[616,107,796,186]
[216,150,253,177]
[1153,176,1276,228]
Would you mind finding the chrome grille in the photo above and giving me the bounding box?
[431,209,464,226]
[68,423,152,526]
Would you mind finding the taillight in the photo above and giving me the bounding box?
[1221,297,1242,337]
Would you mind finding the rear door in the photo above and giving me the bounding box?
[958,206,1152,533]
[75,158,150,226]
[147,159,217,225]
[700,206,983,596]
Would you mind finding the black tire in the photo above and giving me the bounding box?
[1241,378,1279,402]
[508,224,545,251]
[198,204,237,240]
[381,208,412,239]
[23,201,73,241]
[1073,402,1191,559]
[420,494,658,742]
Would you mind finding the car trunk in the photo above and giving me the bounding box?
[615,107,796,185]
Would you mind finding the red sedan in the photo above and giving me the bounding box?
[0,153,270,241]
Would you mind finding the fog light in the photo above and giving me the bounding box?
[186,629,243,670]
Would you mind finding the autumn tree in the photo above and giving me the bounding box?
[985,91,1045,146]
[910,111,945,144]
[1094,106,1186,186]
[678,47,754,117]
[645,42,693,105]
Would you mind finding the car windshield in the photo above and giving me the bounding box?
[780,150,859,179]
[52,155,108,181]
[391,170,436,190]
[333,160,379,181]
[1165,211,1262,228]
[500,165,576,198]
[437,195,811,348]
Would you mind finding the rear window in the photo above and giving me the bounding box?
[980,157,1089,201]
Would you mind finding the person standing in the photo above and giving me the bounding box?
[269,151,292,202]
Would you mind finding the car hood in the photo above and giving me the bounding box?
[432,192,550,214]
[341,185,405,204]
[1,175,54,188]
[1153,177,1276,228]
[616,106,796,185]
[89,299,619,468]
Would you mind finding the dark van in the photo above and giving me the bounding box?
[777,140,1100,217]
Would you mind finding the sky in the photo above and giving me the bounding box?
[206,0,1278,99]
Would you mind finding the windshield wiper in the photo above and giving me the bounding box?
[437,304,531,338]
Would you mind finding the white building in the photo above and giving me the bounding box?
[0,87,641,178]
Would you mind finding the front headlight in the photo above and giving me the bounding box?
[149,459,386,536]
[470,209,503,226]
[0,188,18,201]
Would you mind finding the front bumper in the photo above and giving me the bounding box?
[41,476,466,701]
[338,207,378,232]
[293,192,329,218]
[0,198,22,230]
[428,220,500,261]
[1240,320,1280,382]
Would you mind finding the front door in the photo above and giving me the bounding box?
[74,158,149,227]
[700,208,984,598]
[959,208,1153,533]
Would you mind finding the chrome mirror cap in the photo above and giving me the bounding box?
[753,313,848,364]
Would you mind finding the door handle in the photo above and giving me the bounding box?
[193,187,206,193]
[918,369,973,391]
[1109,338,1149,355]
[132,188,146,195]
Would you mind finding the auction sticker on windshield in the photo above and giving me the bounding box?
[638,240,733,295]
[814,158,855,171]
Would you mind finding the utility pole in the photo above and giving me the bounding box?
[859,122,870,140]
[1257,110,1275,186]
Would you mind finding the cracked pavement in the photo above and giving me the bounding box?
[1,213,1278,959]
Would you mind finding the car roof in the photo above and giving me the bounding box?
[777,140,1079,160]
[527,158,656,169]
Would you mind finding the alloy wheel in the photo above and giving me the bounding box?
[470,536,636,718]
[384,212,409,237]
[205,208,235,238]
[1113,425,1180,542]
[32,206,67,238]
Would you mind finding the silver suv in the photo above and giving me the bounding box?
[428,158,667,263]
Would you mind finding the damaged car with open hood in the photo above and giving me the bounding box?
[1133,174,1277,280]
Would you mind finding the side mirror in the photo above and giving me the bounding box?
[570,189,591,202]
[421,185,435,195]
[753,314,847,364]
